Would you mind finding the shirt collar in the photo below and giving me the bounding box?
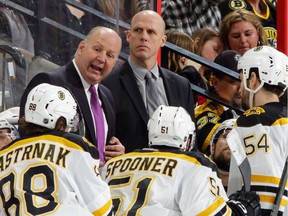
[128,57,160,80]
[72,59,99,91]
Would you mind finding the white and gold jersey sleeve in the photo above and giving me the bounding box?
[102,150,232,216]
[227,104,288,215]
[0,132,112,216]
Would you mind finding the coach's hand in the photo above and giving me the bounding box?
[104,136,125,161]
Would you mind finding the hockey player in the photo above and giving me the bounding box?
[0,83,112,215]
[195,50,241,155]
[102,105,260,215]
[0,118,19,149]
[210,118,237,191]
[227,46,288,215]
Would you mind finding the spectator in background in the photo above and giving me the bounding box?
[11,0,107,65]
[19,26,124,163]
[96,0,151,23]
[164,29,223,106]
[96,0,152,54]
[102,10,195,153]
[192,28,224,66]
[0,6,34,54]
[163,28,224,106]
[227,46,288,215]
[191,28,224,105]
[10,0,151,65]
[195,50,241,155]
[164,30,194,75]
[0,83,112,215]
[210,118,237,191]
[161,0,223,36]
[218,0,277,48]
[219,9,268,56]
[220,9,287,105]
[102,105,261,215]
[163,30,204,106]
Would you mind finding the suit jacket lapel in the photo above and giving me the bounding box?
[160,67,177,106]
[98,85,115,140]
[63,63,97,145]
[120,62,149,123]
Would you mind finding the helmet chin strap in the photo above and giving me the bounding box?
[246,82,264,108]
[248,91,255,108]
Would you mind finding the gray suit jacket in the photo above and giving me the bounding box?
[101,61,195,153]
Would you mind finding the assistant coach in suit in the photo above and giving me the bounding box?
[102,10,195,153]
[19,26,125,162]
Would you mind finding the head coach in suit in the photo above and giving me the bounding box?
[101,10,196,153]
[19,26,125,163]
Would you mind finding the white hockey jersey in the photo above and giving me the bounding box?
[0,131,112,216]
[102,148,233,215]
[227,102,288,215]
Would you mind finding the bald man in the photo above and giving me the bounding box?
[102,10,195,153]
[20,26,125,163]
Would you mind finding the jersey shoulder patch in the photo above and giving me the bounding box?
[237,103,287,127]
[243,106,265,117]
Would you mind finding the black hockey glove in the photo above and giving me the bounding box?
[227,190,261,216]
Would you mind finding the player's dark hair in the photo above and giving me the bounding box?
[18,117,67,136]
[249,68,284,96]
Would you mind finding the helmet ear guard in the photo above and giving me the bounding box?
[25,83,78,130]
[147,105,196,151]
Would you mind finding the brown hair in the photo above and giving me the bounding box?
[191,28,220,56]
[191,28,220,83]
[219,9,268,50]
[165,30,194,74]
[248,68,285,97]
[19,117,67,136]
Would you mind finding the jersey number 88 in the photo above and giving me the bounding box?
[0,164,58,215]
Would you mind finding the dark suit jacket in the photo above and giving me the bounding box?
[101,61,195,153]
[19,61,115,147]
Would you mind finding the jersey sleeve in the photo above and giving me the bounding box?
[227,108,288,214]
[176,161,231,215]
[73,153,112,216]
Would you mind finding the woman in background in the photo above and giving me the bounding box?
[191,28,224,104]
[165,30,205,106]
[219,9,268,56]
[165,28,223,105]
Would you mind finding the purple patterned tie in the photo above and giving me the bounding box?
[89,85,105,162]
